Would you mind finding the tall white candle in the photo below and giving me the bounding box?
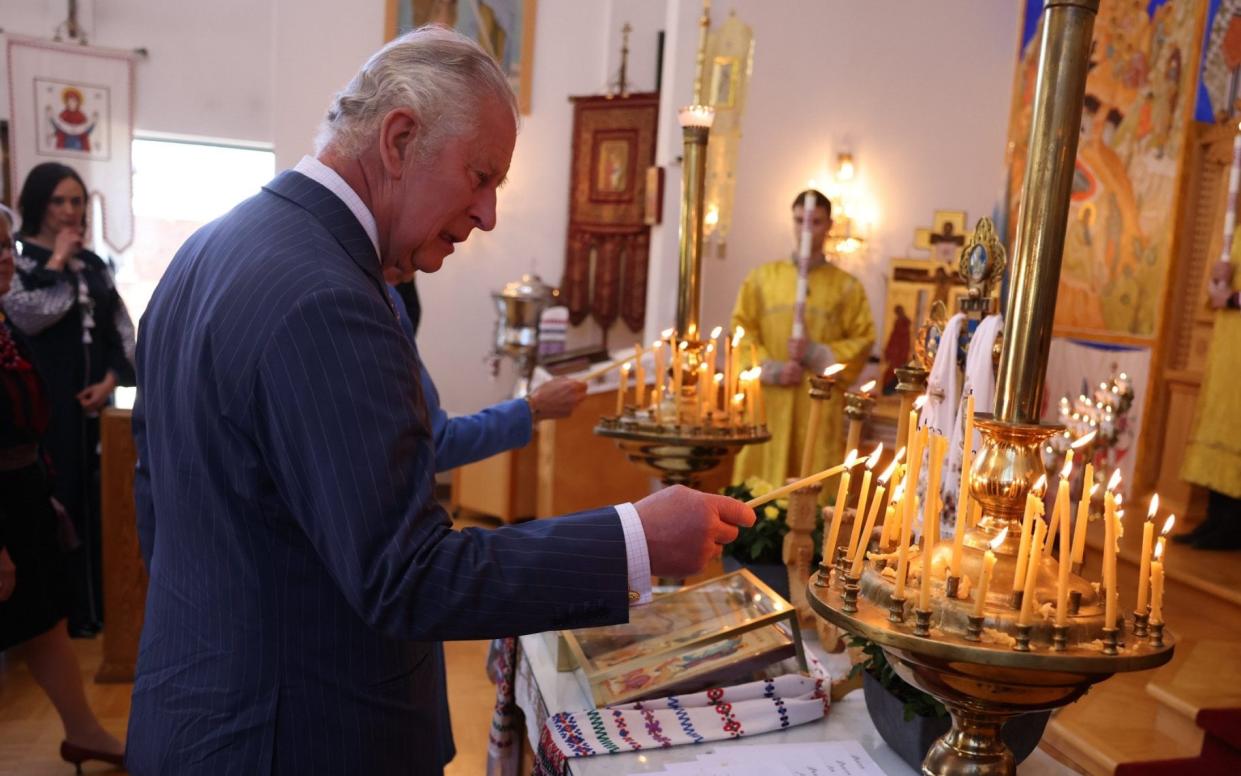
[822,450,859,570]
[1070,464,1095,565]
[1136,494,1158,614]
[1019,519,1045,626]
[846,444,884,565]
[793,190,815,339]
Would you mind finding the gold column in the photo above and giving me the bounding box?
[676,110,713,340]
[993,0,1098,424]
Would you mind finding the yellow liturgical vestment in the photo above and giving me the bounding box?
[1181,236,1241,499]
[730,259,875,494]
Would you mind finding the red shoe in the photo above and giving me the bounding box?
[59,740,125,773]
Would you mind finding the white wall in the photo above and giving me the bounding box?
[1,0,275,143]
[2,0,1023,416]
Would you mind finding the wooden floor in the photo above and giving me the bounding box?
[0,635,497,776]
[0,507,506,775]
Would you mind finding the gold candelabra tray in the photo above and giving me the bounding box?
[595,413,769,487]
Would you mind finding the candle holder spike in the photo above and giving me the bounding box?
[945,575,961,600]
[1052,624,1068,652]
[888,594,907,624]
[1150,621,1165,648]
[1101,627,1120,656]
[1014,624,1033,652]
[913,608,933,638]
[842,575,861,613]
[1068,589,1082,615]
[1133,611,1149,638]
[966,614,984,642]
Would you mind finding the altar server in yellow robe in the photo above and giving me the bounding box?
[1179,234,1241,550]
[730,190,875,492]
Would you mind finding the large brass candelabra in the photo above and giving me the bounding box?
[808,2,1174,774]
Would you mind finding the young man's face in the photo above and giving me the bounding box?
[792,204,832,253]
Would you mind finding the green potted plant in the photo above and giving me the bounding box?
[849,636,1050,770]
[720,477,823,600]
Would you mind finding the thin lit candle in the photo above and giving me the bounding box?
[1070,466,1096,566]
[1019,519,1046,626]
[1013,475,1047,592]
[925,433,947,559]
[1045,452,1073,560]
[847,444,885,569]
[634,342,646,407]
[1055,465,1073,626]
[819,450,862,568]
[851,459,897,577]
[895,481,915,600]
[652,340,666,400]
[974,527,1008,617]
[1150,538,1166,624]
[1136,494,1159,614]
[1103,469,1122,630]
[616,363,630,416]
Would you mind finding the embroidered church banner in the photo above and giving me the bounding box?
[6,35,137,252]
[1006,1,1206,342]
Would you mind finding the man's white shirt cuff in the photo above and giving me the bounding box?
[614,502,652,605]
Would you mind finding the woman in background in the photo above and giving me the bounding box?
[0,204,125,771]
[5,162,135,637]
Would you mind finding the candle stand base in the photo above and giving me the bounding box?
[1052,625,1068,652]
[888,594,907,624]
[1101,627,1120,656]
[1150,621,1165,648]
[966,614,984,642]
[914,608,933,638]
[1133,611,1149,638]
[1014,624,1033,652]
[945,575,961,600]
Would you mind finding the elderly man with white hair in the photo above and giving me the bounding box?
[125,26,754,776]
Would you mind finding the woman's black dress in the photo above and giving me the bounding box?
[0,312,69,650]
[5,240,134,630]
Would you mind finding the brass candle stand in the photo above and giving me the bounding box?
[807,2,1175,774]
[595,34,771,486]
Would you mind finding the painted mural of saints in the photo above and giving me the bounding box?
[46,86,96,152]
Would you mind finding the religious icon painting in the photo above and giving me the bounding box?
[913,210,969,264]
[34,79,111,160]
[6,36,136,251]
[386,0,537,114]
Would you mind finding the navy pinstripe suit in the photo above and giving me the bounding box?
[126,171,630,775]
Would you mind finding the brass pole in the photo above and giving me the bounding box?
[677,123,709,339]
[993,0,1098,424]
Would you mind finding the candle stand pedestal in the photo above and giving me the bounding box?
[595,411,768,487]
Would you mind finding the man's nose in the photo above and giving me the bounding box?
[471,187,498,232]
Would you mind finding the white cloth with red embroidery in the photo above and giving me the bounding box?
[541,674,830,761]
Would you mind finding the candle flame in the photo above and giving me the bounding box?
[866,442,884,470]
[713,372,724,383]
[1071,430,1097,449]
[843,448,860,467]
[679,341,688,351]
[1059,457,1073,479]
[990,527,1010,550]
[1090,482,1100,496]
[622,362,631,374]
[879,456,900,483]
[1154,538,1165,560]
[732,392,745,404]
[661,328,675,339]
[732,326,745,346]
[823,363,846,378]
[892,483,906,502]
[1147,493,1159,521]
[1107,468,1122,492]
[913,394,928,410]
[710,325,723,339]
[650,339,662,349]
[859,379,876,393]
[891,446,907,466]
[1033,473,1048,494]
[1160,514,1175,536]
[1115,492,1124,507]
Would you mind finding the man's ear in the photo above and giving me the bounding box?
[378,107,420,177]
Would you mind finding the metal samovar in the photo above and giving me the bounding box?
[490,273,558,397]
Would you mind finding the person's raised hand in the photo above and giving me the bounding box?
[779,361,805,386]
[48,227,83,271]
[528,377,587,421]
[634,485,755,578]
[1208,279,1234,310]
[787,337,808,363]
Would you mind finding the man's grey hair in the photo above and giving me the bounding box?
[315,25,518,159]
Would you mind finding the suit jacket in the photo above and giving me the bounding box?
[389,287,532,473]
[127,171,631,775]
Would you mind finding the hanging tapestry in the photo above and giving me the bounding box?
[6,35,137,252]
[562,93,658,333]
